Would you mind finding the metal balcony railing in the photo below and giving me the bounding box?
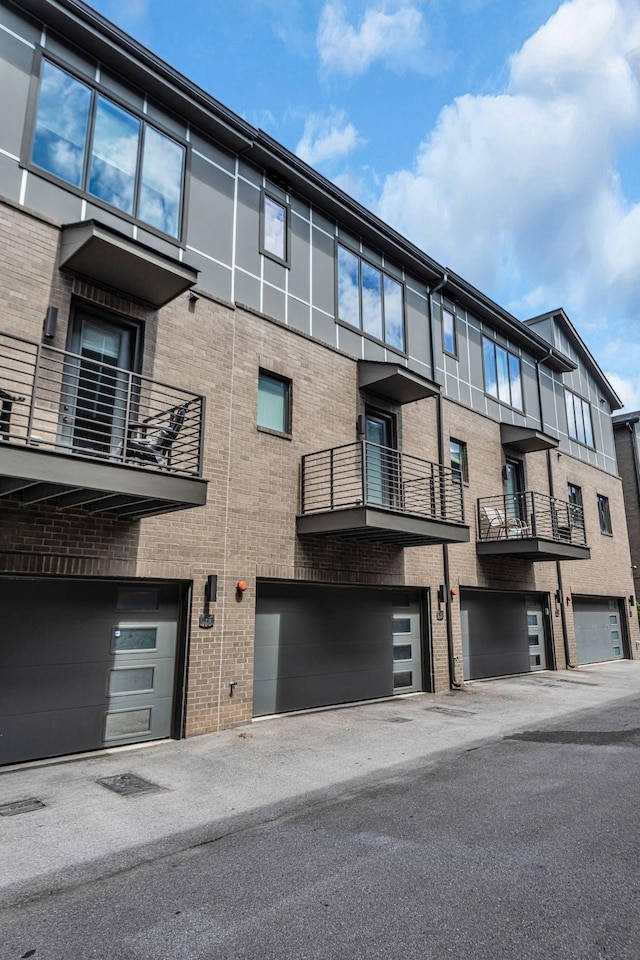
[300,441,465,524]
[477,492,587,546]
[0,331,204,477]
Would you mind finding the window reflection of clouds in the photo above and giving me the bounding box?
[338,246,360,326]
[263,196,286,260]
[362,262,382,340]
[32,61,91,188]
[483,336,523,410]
[139,127,184,236]
[89,97,140,214]
[384,276,404,351]
[483,338,497,398]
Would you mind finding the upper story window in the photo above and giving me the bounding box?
[564,388,594,447]
[567,483,584,526]
[597,493,612,534]
[337,244,405,353]
[257,370,291,436]
[482,336,523,411]
[30,60,185,239]
[450,438,468,482]
[442,308,457,358]
[260,192,290,266]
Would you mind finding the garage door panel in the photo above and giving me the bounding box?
[3,620,116,667]
[1,706,107,765]
[574,598,625,665]
[254,667,392,717]
[461,590,543,681]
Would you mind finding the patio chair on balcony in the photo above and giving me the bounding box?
[126,400,191,470]
[482,504,530,540]
[0,386,26,440]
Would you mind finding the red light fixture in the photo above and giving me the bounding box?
[237,581,248,593]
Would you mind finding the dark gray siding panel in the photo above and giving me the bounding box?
[235,269,260,311]
[540,373,557,433]
[263,283,285,323]
[522,363,539,425]
[191,135,235,175]
[287,297,310,335]
[100,69,145,110]
[363,337,386,361]
[146,99,187,138]
[467,323,484,392]
[0,27,34,157]
[235,178,261,277]
[253,582,397,716]
[0,2,41,43]
[0,152,21,202]
[186,249,232,302]
[24,172,83,222]
[337,324,362,358]
[264,257,286,290]
[405,289,430,368]
[289,213,310,302]
[312,309,337,348]
[311,227,335,316]
[188,153,234,265]
[44,35,96,75]
[84,202,134,236]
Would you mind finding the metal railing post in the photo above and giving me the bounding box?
[361,441,367,507]
[300,454,306,514]
[329,448,335,510]
[26,342,42,444]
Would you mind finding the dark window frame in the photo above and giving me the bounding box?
[257,368,292,438]
[22,48,189,245]
[564,387,595,449]
[596,493,612,535]
[335,241,407,355]
[442,307,458,359]
[259,189,291,268]
[450,437,468,483]
[481,335,524,412]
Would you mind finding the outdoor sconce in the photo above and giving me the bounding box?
[187,291,199,303]
[43,306,58,339]
[554,589,561,617]
[629,595,635,608]
[205,575,218,604]
[566,594,572,605]
[436,584,446,621]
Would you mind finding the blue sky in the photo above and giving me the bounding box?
[89,0,640,409]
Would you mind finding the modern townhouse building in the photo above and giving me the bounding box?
[0,0,637,767]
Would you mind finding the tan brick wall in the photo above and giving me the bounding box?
[1,199,637,741]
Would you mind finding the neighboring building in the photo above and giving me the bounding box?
[0,0,637,766]
[612,411,640,598]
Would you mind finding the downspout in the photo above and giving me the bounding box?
[428,272,461,688]
[537,351,575,669]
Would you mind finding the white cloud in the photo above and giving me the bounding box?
[296,109,366,166]
[605,373,640,410]
[317,2,430,77]
[376,0,640,383]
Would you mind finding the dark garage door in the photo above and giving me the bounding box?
[574,597,626,665]
[0,578,181,766]
[253,582,423,717]
[461,589,549,680]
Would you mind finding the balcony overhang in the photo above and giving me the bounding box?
[0,445,207,520]
[477,538,590,562]
[500,424,559,453]
[297,507,470,547]
[358,361,440,405]
[59,220,199,308]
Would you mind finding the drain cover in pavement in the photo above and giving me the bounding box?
[386,716,413,723]
[96,774,167,797]
[426,706,477,718]
[0,798,46,817]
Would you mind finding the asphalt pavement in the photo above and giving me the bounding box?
[1,660,639,912]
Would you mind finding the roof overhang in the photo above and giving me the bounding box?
[500,424,559,453]
[477,538,590,562]
[297,506,470,548]
[358,361,440,405]
[59,220,199,307]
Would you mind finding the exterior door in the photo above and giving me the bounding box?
[527,607,547,671]
[392,609,422,694]
[505,458,525,528]
[365,410,397,508]
[62,311,139,457]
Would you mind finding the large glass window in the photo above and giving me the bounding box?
[564,389,594,447]
[257,371,291,434]
[30,60,185,238]
[482,337,523,411]
[337,244,405,352]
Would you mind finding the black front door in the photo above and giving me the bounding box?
[63,310,140,456]
[364,410,397,507]
[504,458,525,524]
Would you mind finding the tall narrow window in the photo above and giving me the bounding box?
[565,389,594,447]
[597,494,612,534]
[482,337,523,411]
[337,244,405,352]
[29,59,185,238]
[450,438,468,482]
[261,193,290,265]
[257,371,291,435]
[442,308,457,357]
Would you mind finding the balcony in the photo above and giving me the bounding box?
[297,441,470,547]
[0,332,207,519]
[476,492,590,561]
